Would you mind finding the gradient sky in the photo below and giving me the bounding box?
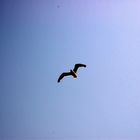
[1,0,140,140]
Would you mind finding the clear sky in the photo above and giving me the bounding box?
[1,0,140,140]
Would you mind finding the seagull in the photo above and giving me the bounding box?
[57,63,86,83]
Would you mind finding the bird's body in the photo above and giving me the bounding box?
[70,69,77,78]
[57,63,86,83]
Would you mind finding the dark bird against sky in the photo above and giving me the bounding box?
[57,63,86,83]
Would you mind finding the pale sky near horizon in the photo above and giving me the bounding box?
[1,0,140,140]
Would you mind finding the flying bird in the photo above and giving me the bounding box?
[57,63,86,83]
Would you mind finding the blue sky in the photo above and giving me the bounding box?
[1,0,140,139]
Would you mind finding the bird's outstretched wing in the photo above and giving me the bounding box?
[57,72,72,83]
[73,63,86,73]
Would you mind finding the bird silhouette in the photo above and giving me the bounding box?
[57,63,86,83]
